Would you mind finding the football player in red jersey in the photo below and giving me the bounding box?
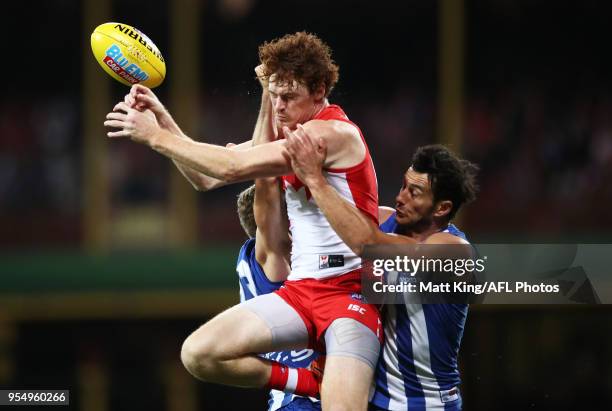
[105,32,380,410]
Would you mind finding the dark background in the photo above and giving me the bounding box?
[1,0,611,410]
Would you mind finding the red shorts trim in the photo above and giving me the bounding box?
[274,269,383,352]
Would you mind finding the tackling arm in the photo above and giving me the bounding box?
[284,128,418,256]
[306,175,418,255]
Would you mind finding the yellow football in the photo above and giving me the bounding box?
[90,22,166,88]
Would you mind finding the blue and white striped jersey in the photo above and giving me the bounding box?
[370,213,467,411]
[236,239,320,411]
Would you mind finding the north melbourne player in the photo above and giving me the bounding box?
[235,182,320,411]
[284,129,478,411]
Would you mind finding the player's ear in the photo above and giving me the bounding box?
[433,200,453,219]
[313,83,326,101]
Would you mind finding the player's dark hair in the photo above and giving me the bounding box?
[237,185,257,238]
[258,31,339,97]
[411,145,479,220]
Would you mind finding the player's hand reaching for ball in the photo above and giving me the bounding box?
[124,85,183,136]
[104,102,162,146]
[255,64,268,90]
[284,124,327,188]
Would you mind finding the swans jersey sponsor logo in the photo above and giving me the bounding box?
[319,254,344,269]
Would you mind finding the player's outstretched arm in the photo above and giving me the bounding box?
[122,85,251,192]
[285,127,419,255]
[254,176,291,282]
[251,72,291,281]
[104,101,292,183]
[181,141,253,191]
[171,139,255,191]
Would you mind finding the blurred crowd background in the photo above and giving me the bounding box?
[1,0,611,410]
[3,0,612,247]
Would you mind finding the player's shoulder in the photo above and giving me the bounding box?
[237,238,260,272]
[378,206,396,225]
[237,238,284,294]
[303,119,360,143]
[303,119,364,168]
[424,232,469,245]
[240,238,255,255]
[238,238,256,259]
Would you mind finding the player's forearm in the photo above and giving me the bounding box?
[254,179,289,243]
[307,176,381,255]
[161,112,222,191]
[151,130,290,182]
[153,90,278,184]
[254,177,291,277]
[252,91,281,227]
[308,177,417,255]
[253,91,290,254]
[172,139,254,191]
[169,141,207,190]
[172,159,226,191]
[170,133,216,190]
[150,130,240,181]
[252,92,274,146]
[159,110,184,136]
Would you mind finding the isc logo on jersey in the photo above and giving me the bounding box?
[91,22,166,88]
[347,303,366,315]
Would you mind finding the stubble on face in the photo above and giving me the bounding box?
[395,168,436,233]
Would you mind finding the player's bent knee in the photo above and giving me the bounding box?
[180,332,217,380]
[180,304,275,380]
[180,323,231,380]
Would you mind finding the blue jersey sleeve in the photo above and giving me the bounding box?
[379,212,398,233]
[236,239,284,302]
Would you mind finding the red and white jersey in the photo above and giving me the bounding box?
[282,104,378,281]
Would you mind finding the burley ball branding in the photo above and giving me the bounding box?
[104,44,149,85]
[91,23,166,88]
